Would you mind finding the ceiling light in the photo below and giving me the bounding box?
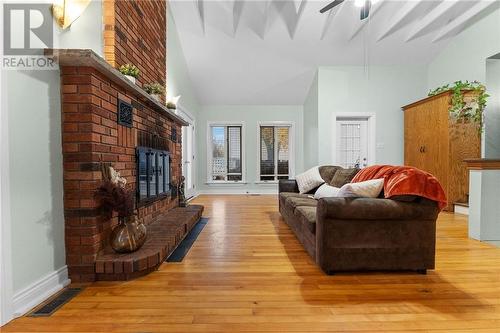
[355,0,380,8]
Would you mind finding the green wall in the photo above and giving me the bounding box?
[4,1,103,294]
[197,105,304,194]
[303,72,319,170]
[309,65,427,166]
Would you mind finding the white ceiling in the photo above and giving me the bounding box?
[169,0,499,105]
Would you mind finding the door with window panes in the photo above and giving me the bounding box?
[259,125,291,181]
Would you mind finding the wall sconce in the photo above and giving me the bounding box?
[52,0,91,29]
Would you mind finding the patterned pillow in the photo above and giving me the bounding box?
[296,166,325,194]
[329,168,360,187]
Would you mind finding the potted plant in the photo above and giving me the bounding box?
[119,64,140,84]
[166,95,181,110]
[144,82,165,102]
[428,80,489,133]
[96,166,146,253]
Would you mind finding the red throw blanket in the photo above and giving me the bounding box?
[351,165,447,210]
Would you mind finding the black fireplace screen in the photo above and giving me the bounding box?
[137,146,170,204]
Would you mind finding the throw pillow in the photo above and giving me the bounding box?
[337,178,384,198]
[314,184,341,200]
[296,166,325,194]
[329,168,360,187]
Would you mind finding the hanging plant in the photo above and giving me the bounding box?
[428,80,489,133]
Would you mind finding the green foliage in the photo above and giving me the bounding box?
[428,80,489,133]
[144,82,165,95]
[119,64,140,78]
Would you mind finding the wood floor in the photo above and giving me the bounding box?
[3,195,500,332]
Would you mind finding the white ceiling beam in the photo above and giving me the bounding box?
[292,0,308,39]
[196,0,205,35]
[232,0,245,36]
[405,0,463,42]
[432,1,498,42]
[377,0,423,41]
[348,0,387,40]
[320,0,346,40]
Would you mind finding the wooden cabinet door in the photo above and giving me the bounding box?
[423,97,449,190]
[404,107,425,169]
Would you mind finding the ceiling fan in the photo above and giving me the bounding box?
[319,0,377,20]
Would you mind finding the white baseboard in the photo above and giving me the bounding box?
[197,189,278,195]
[12,266,70,318]
[454,204,469,216]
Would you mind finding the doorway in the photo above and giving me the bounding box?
[178,107,196,199]
[333,113,375,168]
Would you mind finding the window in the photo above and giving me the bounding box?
[259,124,292,181]
[137,147,170,204]
[209,124,243,182]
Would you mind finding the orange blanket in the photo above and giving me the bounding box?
[351,165,447,210]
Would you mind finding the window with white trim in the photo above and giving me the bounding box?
[259,124,292,181]
[209,124,243,182]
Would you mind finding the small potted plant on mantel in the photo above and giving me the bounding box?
[144,82,165,102]
[119,64,140,84]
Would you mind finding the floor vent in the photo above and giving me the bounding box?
[28,288,83,317]
[166,218,208,262]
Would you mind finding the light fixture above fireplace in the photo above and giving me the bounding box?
[51,0,91,29]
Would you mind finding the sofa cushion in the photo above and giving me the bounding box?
[337,178,384,198]
[295,206,317,234]
[279,192,308,208]
[329,168,360,187]
[285,196,317,211]
[319,166,341,184]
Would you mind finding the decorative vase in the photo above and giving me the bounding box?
[110,215,147,253]
[124,75,136,84]
[150,94,161,102]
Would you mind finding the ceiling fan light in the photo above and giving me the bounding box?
[354,0,365,7]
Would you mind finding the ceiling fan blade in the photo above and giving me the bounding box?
[319,0,345,14]
[360,0,371,20]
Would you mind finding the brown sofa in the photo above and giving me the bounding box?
[278,166,439,274]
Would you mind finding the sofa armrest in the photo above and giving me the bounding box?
[317,197,439,221]
[279,179,299,193]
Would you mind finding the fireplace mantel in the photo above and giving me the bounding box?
[45,48,188,126]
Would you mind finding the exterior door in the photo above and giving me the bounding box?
[336,119,369,169]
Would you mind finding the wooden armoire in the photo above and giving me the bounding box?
[402,90,481,211]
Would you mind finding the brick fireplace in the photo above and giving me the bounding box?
[48,0,199,282]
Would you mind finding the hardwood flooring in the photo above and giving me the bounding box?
[3,195,500,332]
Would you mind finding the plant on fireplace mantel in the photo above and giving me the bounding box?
[428,80,489,133]
[96,166,147,253]
[119,64,140,84]
[144,82,165,102]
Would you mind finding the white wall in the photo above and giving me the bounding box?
[427,8,500,158]
[303,72,319,170]
[2,0,103,321]
[486,57,500,157]
[197,105,304,194]
[427,8,500,89]
[166,8,200,117]
[314,65,427,166]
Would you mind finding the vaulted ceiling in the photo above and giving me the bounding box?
[169,0,499,105]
